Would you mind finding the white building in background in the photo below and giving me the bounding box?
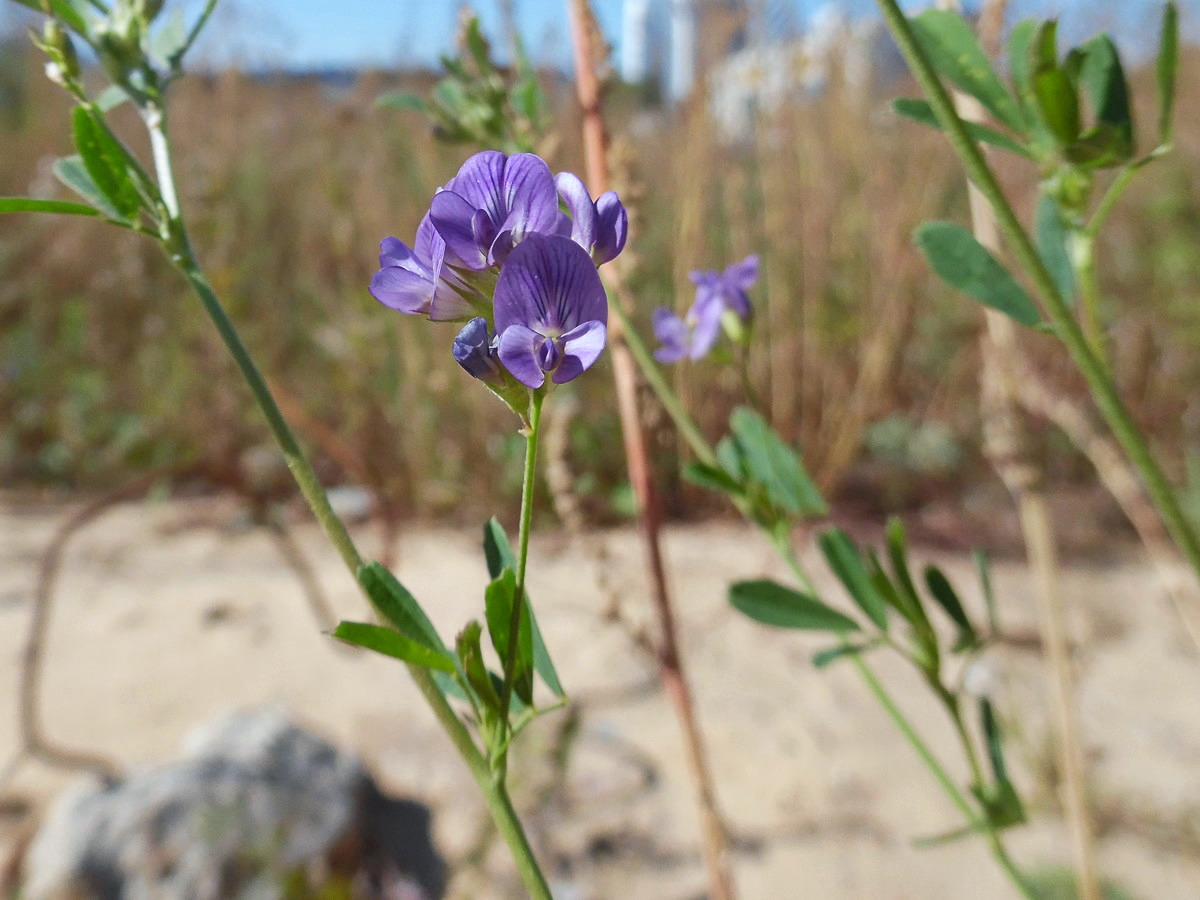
[708,4,906,139]
[621,0,652,84]
[621,0,905,123]
[667,0,697,104]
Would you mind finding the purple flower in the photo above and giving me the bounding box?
[494,235,608,388]
[452,317,504,384]
[554,172,628,266]
[369,213,483,320]
[429,150,561,270]
[652,255,759,362]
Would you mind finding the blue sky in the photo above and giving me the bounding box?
[2,1,1189,70]
[185,0,1192,70]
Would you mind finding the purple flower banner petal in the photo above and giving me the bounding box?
[494,234,608,335]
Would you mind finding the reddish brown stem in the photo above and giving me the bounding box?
[566,3,736,898]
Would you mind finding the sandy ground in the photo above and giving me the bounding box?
[1,494,1199,899]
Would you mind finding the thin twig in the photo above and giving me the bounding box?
[20,471,172,778]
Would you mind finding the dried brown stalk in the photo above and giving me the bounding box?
[946,1,1099,895]
[565,2,737,897]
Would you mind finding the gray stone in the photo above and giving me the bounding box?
[22,707,445,900]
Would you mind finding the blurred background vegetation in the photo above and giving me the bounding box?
[1,28,1198,530]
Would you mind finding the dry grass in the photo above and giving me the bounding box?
[2,39,1199,524]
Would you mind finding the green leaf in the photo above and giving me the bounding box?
[915,222,1042,328]
[482,517,516,579]
[1034,194,1075,306]
[1156,1,1179,146]
[148,8,190,69]
[464,16,492,73]
[980,699,1011,784]
[356,561,447,655]
[0,197,101,217]
[924,565,979,650]
[332,621,456,672]
[53,155,125,220]
[71,107,142,219]
[12,0,89,35]
[818,530,888,632]
[884,518,931,630]
[683,462,744,497]
[375,91,428,113]
[484,567,533,706]
[972,713,1027,836]
[715,435,745,482]
[729,407,826,518]
[1031,65,1080,146]
[813,643,872,669]
[1026,20,1081,147]
[908,9,1026,134]
[1008,20,1039,125]
[96,84,132,112]
[1077,35,1133,161]
[457,620,503,716]
[511,77,544,124]
[729,579,860,633]
[481,519,563,697]
[892,98,1030,158]
[973,549,999,634]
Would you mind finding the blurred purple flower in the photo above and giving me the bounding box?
[452,317,504,384]
[429,150,561,270]
[369,213,483,320]
[652,255,759,362]
[494,235,608,388]
[554,172,628,266]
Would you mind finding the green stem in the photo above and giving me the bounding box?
[1085,164,1140,240]
[873,0,1200,589]
[1074,233,1107,364]
[499,389,544,760]
[769,513,1034,897]
[853,655,1034,899]
[143,105,553,900]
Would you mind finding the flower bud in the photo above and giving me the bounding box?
[42,18,80,83]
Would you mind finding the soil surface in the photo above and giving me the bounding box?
[1,494,1199,898]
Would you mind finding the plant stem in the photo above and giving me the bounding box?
[144,104,553,900]
[499,389,544,762]
[853,655,1035,900]
[1074,233,1107,365]
[773,518,1034,898]
[873,0,1200,589]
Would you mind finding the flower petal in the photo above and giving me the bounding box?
[503,153,560,236]
[554,172,598,253]
[430,190,488,269]
[379,236,414,268]
[444,150,507,222]
[593,191,628,265]
[453,317,502,382]
[493,235,608,335]
[497,323,547,388]
[412,213,441,264]
[688,291,724,359]
[652,308,689,363]
[553,319,607,383]
[724,254,760,291]
[370,266,433,315]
